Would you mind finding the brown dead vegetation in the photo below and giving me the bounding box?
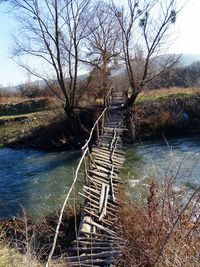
[0,206,80,265]
[133,91,200,139]
[116,179,200,267]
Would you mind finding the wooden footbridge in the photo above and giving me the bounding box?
[47,88,127,267]
[66,88,127,266]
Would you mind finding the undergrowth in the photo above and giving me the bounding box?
[0,206,80,266]
[116,179,200,267]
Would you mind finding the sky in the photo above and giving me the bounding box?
[0,0,200,87]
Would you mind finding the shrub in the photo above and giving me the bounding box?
[116,179,200,266]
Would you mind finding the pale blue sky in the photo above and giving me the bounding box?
[0,0,199,87]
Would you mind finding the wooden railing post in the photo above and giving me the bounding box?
[101,113,105,135]
[96,121,100,141]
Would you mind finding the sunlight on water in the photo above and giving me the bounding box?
[125,135,200,200]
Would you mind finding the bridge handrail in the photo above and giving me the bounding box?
[82,86,113,150]
[104,86,113,107]
[81,107,107,150]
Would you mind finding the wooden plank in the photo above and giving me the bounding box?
[94,154,124,165]
[99,183,107,215]
[92,151,124,163]
[93,160,121,171]
[92,149,125,161]
[99,184,109,221]
[109,166,115,203]
[83,208,113,227]
[87,170,122,182]
[70,246,119,252]
[92,146,125,155]
[79,231,126,241]
[87,175,121,192]
[85,201,116,217]
[67,250,122,262]
[91,163,120,175]
[72,240,115,246]
[94,158,123,169]
[80,217,117,236]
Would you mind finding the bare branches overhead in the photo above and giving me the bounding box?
[110,0,180,106]
[2,0,182,112]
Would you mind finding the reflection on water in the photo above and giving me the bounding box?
[0,135,200,218]
[0,148,81,218]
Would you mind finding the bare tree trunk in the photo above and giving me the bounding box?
[126,91,139,108]
[124,108,135,143]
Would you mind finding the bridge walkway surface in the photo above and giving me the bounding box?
[67,88,127,266]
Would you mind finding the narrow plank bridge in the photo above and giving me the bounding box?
[66,88,127,266]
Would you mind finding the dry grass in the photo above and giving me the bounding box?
[137,87,200,102]
[116,179,200,267]
[0,206,80,267]
[0,97,25,105]
[0,244,68,267]
[0,244,42,267]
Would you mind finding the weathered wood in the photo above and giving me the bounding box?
[93,161,121,174]
[83,208,113,227]
[99,183,106,214]
[94,157,123,167]
[91,163,120,175]
[92,146,125,157]
[65,88,127,267]
[82,217,117,236]
[87,169,120,180]
[92,151,124,163]
[85,201,116,217]
[67,250,122,262]
[99,184,109,221]
[92,146,125,155]
[80,231,126,241]
[109,166,115,203]
[83,187,119,208]
[70,246,119,252]
[78,216,93,235]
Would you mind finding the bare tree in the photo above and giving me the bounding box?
[80,1,121,97]
[86,2,121,76]
[4,0,92,125]
[111,0,180,107]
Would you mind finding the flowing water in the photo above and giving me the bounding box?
[123,135,200,201]
[0,135,200,218]
[0,148,82,218]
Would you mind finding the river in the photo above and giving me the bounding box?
[0,135,200,218]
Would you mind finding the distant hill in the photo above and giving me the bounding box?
[3,53,200,91]
[179,54,200,67]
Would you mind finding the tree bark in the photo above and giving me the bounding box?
[124,107,135,143]
[126,91,139,108]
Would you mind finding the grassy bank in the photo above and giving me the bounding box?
[0,97,97,150]
[134,87,200,140]
[1,87,200,149]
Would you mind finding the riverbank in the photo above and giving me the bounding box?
[1,88,200,150]
[133,88,200,140]
[0,98,96,150]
